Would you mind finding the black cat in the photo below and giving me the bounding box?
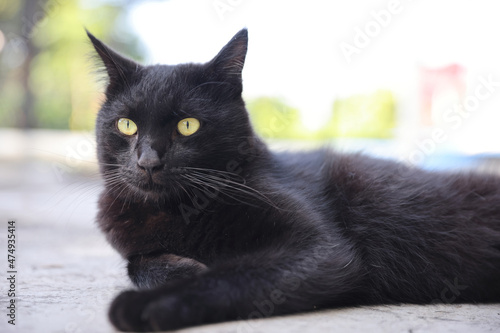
[87,29,500,332]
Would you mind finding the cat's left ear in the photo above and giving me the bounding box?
[86,29,140,94]
[207,29,248,83]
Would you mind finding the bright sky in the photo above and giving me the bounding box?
[128,0,500,154]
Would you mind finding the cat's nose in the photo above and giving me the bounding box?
[137,147,162,173]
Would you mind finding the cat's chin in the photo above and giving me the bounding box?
[134,188,165,202]
[115,182,171,203]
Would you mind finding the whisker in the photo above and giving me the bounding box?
[190,171,275,203]
[180,174,257,208]
[178,167,246,182]
[180,171,283,210]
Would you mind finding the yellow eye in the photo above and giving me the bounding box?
[177,118,200,136]
[117,118,138,136]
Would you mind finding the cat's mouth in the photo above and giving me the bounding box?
[127,171,180,201]
[134,179,165,196]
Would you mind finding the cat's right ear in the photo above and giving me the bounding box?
[207,29,248,84]
[86,29,139,93]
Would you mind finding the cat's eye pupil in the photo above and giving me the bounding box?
[117,118,138,136]
[177,118,200,136]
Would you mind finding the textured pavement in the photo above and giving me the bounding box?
[0,130,499,333]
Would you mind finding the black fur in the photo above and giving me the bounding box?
[87,29,500,332]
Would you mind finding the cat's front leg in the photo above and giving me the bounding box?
[127,253,208,289]
[109,248,362,332]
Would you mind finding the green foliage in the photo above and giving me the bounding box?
[247,97,307,139]
[326,90,396,138]
[247,90,396,140]
[0,0,143,130]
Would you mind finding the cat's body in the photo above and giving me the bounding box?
[88,29,500,332]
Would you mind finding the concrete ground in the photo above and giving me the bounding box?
[0,130,499,333]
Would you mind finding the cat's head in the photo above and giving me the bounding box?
[88,29,259,202]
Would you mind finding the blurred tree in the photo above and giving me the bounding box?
[0,0,144,130]
[246,97,308,139]
[247,91,396,141]
[325,90,396,138]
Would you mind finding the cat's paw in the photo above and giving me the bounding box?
[128,253,208,290]
[109,290,153,332]
[109,289,202,332]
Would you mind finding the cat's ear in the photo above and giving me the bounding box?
[207,29,248,83]
[86,29,139,93]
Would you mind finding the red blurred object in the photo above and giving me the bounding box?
[419,64,466,126]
